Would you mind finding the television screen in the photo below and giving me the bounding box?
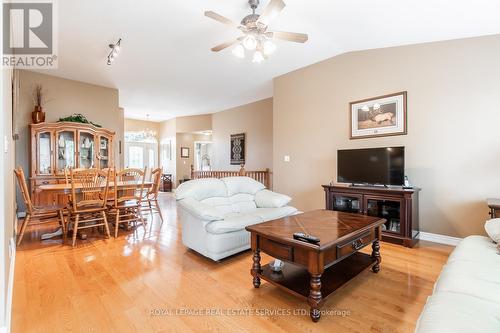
[337,147,405,186]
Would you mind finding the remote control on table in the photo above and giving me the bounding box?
[293,232,320,244]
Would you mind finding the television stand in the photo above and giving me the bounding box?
[322,185,420,247]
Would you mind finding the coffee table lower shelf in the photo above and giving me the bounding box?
[258,252,376,303]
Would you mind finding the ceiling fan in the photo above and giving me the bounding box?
[205,0,308,63]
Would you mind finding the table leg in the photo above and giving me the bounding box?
[308,273,322,322]
[371,239,381,273]
[251,249,261,288]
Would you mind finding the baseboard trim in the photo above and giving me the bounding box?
[417,231,462,246]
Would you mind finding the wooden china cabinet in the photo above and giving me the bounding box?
[30,122,115,206]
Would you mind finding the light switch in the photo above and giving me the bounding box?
[4,136,8,153]
[284,155,290,162]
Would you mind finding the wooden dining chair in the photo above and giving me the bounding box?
[108,167,146,238]
[14,167,66,246]
[140,167,164,222]
[68,168,111,246]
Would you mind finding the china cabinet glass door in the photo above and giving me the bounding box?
[37,131,53,175]
[98,136,110,169]
[56,130,76,174]
[78,131,95,169]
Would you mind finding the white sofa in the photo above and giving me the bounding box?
[415,236,500,333]
[175,177,297,261]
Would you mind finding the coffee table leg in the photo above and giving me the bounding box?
[251,249,261,288]
[371,239,381,273]
[308,274,322,322]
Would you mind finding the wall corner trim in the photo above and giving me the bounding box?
[417,231,462,246]
[5,237,16,333]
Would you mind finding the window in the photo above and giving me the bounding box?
[124,131,158,169]
[128,146,144,168]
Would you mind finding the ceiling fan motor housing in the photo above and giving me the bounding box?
[248,0,259,10]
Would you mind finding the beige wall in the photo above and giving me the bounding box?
[176,133,208,182]
[124,118,160,134]
[175,114,212,133]
[212,98,273,172]
[159,118,177,183]
[273,34,500,238]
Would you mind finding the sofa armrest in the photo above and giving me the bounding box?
[255,189,292,208]
[177,197,224,221]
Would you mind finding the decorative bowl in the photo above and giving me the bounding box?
[270,259,284,272]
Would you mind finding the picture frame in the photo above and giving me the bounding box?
[180,147,189,158]
[350,91,407,139]
[230,133,245,165]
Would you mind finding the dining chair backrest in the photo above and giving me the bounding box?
[64,167,88,185]
[147,168,162,198]
[14,167,34,214]
[114,168,146,205]
[70,168,110,212]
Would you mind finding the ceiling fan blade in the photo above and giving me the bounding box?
[211,40,238,52]
[204,11,239,27]
[269,31,308,43]
[257,0,286,26]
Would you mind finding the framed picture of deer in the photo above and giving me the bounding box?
[350,91,407,139]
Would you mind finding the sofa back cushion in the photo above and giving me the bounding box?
[200,197,233,215]
[221,177,266,196]
[229,193,257,213]
[175,178,227,201]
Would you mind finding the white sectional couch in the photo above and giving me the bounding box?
[415,236,500,333]
[175,177,297,261]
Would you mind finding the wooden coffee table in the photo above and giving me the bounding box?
[245,209,385,322]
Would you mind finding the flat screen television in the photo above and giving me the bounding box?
[337,147,405,186]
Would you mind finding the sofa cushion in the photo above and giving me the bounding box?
[175,178,227,201]
[415,291,500,333]
[200,197,233,215]
[177,197,224,221]
[447,235,500,264]
[221,177,265,196]
[255,189,291,208]
[229,193,257,213]
[205,213,263,234]
[485,218,500,243]
[434,261,500,303]
[251,206,298,222]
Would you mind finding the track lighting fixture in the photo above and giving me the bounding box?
[107,38,122,66]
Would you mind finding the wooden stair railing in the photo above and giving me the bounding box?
[191,164,271,189]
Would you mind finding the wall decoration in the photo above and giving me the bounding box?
[230,133,245,165]
[350,91,407,139]
[180,147,190,158]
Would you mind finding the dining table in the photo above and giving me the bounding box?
[37,180,154,240]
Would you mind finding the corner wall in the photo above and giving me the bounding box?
[273,34,500,238]
[212,98,273,171]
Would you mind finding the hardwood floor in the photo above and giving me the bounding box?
[12,193,453,333]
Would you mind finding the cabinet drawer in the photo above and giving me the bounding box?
[260,238,293,261]
[34,179,57,186]
[336,230,375,260]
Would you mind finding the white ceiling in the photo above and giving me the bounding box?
[37,0,500,121]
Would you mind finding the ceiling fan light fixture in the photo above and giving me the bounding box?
[243,35,257,50]
[263,40,276,56]
[252,50,264,63]
[232,44,245,58]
